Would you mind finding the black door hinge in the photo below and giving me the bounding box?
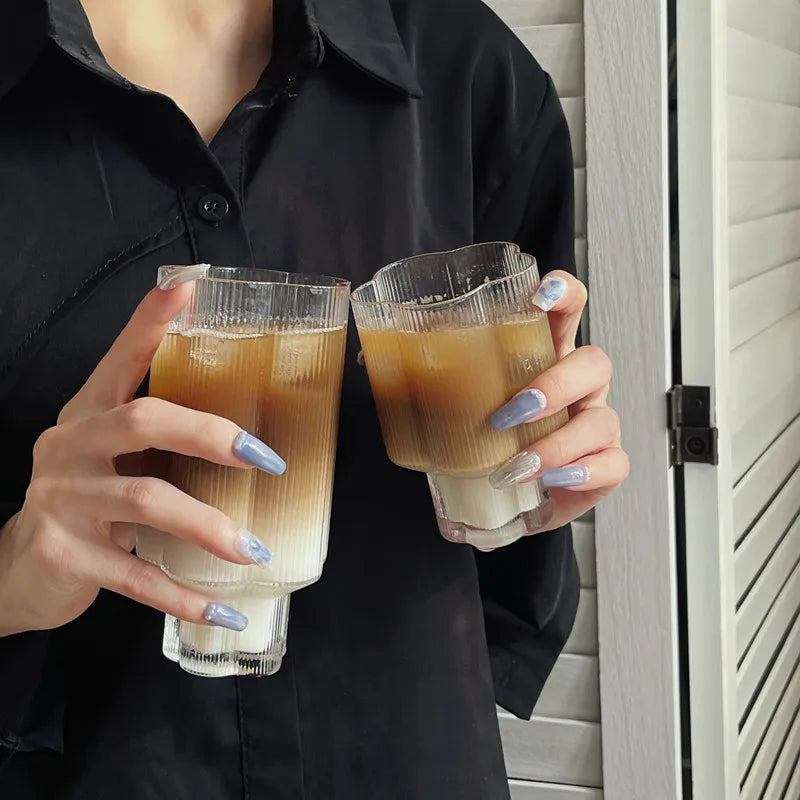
[667,385,719,466]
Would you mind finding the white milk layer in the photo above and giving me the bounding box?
[137,522,327,591]
[430,473,546,531]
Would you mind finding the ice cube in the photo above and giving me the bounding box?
[189,333,226,368]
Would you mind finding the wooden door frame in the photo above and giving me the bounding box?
[675,0,739,796]
[584,1,684,797]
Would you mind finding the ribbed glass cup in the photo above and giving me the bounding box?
[351,243,568,549]
[137,265,349,676]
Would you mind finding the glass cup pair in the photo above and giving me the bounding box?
[138,244,566,677]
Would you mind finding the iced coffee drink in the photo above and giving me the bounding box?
[137,266,349,676]
[352,243,568,549]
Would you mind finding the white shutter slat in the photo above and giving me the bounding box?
[729,259,800,349]
[572,519,596,588]
[762,698,800,800]
[735,464,800,598]
[515,24,585,98]
[732,377,800,481]
[783,752,800,800]
[735,516,800,659]
[509,780,603,799]
[526,654,600,722]
[498,655,599,727]
[737,559,800,718]
[739,611,800,776]
[564,590,598,655]
[729,96,800,160]
[728,160,800,225]
[499,716,602,786]
[740,662,800,800]
[729,309,800,424]
[728,0,800,56]
[729,208,800,288]
[562,98,586,168]
[728,27,800,106]
[484,0,583,28]
[734,415,800,539]
[575,168,586,237]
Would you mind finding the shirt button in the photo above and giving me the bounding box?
[197,193,230,223]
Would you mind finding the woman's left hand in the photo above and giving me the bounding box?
[488,271,629,531]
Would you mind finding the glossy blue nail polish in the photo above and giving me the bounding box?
[204,602,248,631]
[490,389,547,431]
[234,431,286,475]
[533,276,568,311]
[236,529,273,567]
[541,465,590,488]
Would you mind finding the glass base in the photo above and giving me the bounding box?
[428,473,554,550]
[162,593,290,677]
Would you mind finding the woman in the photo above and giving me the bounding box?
[0,0,628,797]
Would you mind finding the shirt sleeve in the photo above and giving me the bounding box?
[472,73,581,720]
[0,502,64,760]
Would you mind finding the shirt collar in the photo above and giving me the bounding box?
[0,0,423,101]
[309,0,423,98]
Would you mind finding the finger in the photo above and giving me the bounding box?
[64,267,207,419]
[489,407,620,490]
[54,475,273,567]
[85,397,285,474]
[518,449,630,536]
[109,522,138,552]
[542,449,629,493]
[526,487,613,535]
[532,270,587,358]
[72,536,249,631]
[490,345,612,430]
[570,385,610,416]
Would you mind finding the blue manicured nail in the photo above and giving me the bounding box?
[491,389,547,431]
[533,276,568,311]
[234,431,286,475]
[236,529,272,566]
[158,264,210,290]
[541,465,590,488]
[204,602,248,631]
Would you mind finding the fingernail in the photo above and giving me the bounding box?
[356,350,366,367]
[490,389,547,431]
[541,465,590,488]
[236,529,273,567]
[533,276,568,311]
[204,602,248,631]
[158,264,210,290]
[234,431,286,475]
[489,450,542,490]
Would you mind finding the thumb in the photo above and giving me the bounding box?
[533,270,587,359]
[63,265,208,420]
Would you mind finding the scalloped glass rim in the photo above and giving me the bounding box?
[350,242,538,310]
[158,265,350,290]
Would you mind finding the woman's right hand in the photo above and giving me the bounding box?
[0,273,285,637]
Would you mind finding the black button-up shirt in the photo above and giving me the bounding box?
[0,0,579,797]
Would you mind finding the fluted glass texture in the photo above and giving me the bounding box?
[137,266,349,676]
[351,243,568,548]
